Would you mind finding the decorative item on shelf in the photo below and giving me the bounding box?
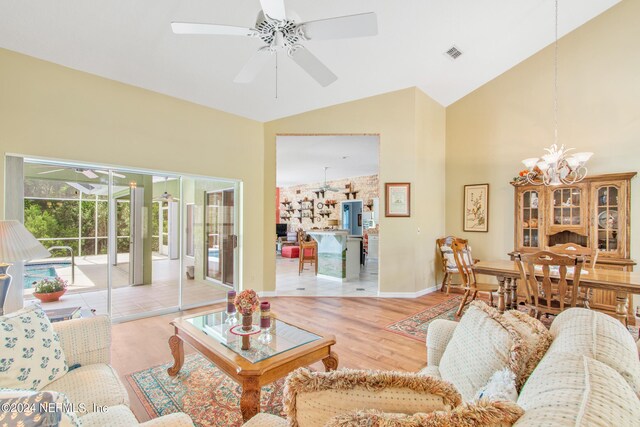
[225,290,238,325]
[327,219,339,229]
[33,277,68,303]
[234,289,260,350]
[365,200,374,211]
[258,301,272,344]
[516,0,593,187]
[325,199,338,208]
[0,220,52,315]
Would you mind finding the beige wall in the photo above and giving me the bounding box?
[265,88,447,294]
[0,48,267,292]
[445,0,640,277]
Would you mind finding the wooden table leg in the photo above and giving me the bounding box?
[497,276,506,314]
[615,291,629,326]
[167,335,184,376]
[240,377,261,422]
[322,351,339,371]
[505,278,513,309]
[510,278,518,309]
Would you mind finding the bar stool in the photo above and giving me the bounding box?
[299,241,318,275]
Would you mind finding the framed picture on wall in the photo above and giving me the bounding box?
[385,183,410,217]
[463,184,489,232]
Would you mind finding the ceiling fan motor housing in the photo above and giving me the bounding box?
[255,11,305,50]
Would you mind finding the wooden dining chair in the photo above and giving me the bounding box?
[451,239,498,316]
[550,243,598,309]
[299,240,318,275]
[437,236,479,294]
[516,251,585,319]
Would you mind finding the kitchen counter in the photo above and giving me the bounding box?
[307,230,361,281]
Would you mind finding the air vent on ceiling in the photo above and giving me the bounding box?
[444,45,463,60]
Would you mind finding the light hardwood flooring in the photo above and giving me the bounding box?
[111,292,458,422]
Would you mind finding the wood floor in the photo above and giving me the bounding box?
[110,292,458,422]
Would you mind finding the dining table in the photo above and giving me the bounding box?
[473,259,640,324]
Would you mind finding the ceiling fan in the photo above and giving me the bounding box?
[313,167,341,193]
[37,167,126,179]
[154,177,180,202]
[171,0,378,87]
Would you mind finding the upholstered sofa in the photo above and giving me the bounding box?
[243,305,640,426]
[1,310,193,426]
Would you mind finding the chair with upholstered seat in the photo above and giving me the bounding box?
[516,251,585,319]
[451,239,497,316]
[437,236,478,294]
[299,240,318,275]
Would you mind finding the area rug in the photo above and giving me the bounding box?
[127,353,285,427]
[385,295,640,342]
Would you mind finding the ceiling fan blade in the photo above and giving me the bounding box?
[80,169,99,179]
[171,22,255,37]
[289,47,337,87]
[301,12,378,41]
[259,0,287,21]
[234,48,273,83]
[38,168,66,175]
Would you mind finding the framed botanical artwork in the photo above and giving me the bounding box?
[385,183,410,217]
[464,184,489,232]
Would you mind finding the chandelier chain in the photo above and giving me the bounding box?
[554,0,559,146]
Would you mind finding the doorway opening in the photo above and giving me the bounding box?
[275,135,380,296]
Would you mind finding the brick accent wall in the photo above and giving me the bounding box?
[278,174,379,230]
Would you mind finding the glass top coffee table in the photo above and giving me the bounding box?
[168,309,338,422]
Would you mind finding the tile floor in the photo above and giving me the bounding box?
[275,255,379,296]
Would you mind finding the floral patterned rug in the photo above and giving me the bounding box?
[127,353,285,427]
[385,295,640,342]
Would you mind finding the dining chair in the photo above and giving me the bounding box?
[549,243,598,309]
[451,239,497,316]
[437,236,478,294]
[299,240,318,275]
[516,251,585,319]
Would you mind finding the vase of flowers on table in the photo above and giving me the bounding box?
[234,289,260,332]
[33,277,68,302]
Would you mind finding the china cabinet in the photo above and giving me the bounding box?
[511,172,636,316]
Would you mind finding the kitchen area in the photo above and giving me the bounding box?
[275,135,380,296]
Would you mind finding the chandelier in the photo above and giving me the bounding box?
[518,0,593,186]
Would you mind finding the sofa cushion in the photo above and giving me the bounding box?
[325,400,524,427]
[284,368,461,427]
[516,353,640,426]
[79,404,138,427]
[0,389,81,427]
[0,304,68,390]
[548,307,640,396]
[241,413,288,427]
[438,301,527,401]
[45,363,129,414]
[503,309,553,388]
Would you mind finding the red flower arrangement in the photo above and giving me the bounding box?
[234,289,260,314]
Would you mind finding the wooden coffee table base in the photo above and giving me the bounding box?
[166,329,338,422]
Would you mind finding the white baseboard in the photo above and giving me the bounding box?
[378,285,438,299]
[258,291,277,298]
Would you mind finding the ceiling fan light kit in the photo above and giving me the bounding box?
[171,0,378,87]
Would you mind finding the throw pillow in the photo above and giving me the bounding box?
[0,389,81,427]
[284,368,462,427]
[438,301,527,401]
[0,304,68,390]
[325,399,524,427]
[474,368,518,402]
[502,309,553,389]
[440,245,474,270]
[517,353,640,426]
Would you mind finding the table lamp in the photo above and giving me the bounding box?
[327,219,339,229]
[0,220,51,316]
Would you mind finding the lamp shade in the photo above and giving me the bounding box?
[0,220,51,262]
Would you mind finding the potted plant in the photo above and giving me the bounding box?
[33,277,68,302]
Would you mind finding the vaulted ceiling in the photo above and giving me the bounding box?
[0,0,620,122]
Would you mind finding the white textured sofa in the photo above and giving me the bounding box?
[243,306,640,426]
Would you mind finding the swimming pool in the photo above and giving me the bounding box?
[23,262,71,289]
